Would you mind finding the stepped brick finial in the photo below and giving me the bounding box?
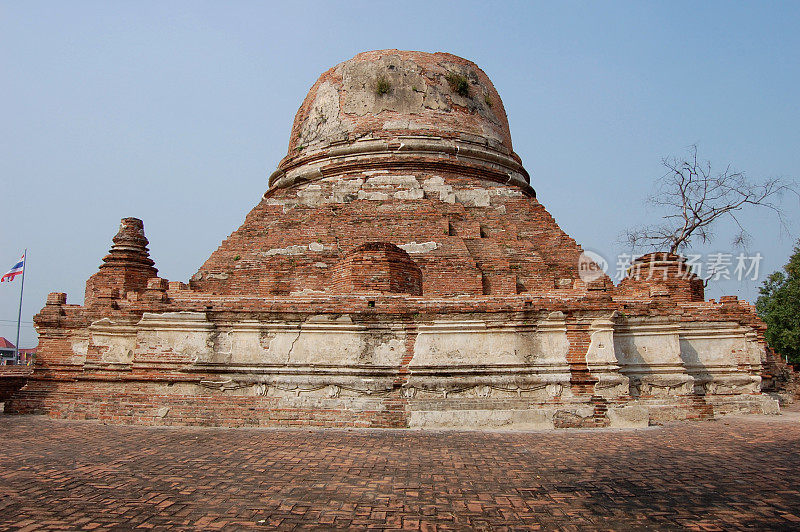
[100,217,156,271]
[85,218,158,305]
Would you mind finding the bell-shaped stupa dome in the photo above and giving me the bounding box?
[269,50,530,194]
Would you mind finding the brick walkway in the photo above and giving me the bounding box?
[1,414,799,530]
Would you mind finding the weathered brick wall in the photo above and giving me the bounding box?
[191,171,596,299]
[616,252,705,302]
[285,50,514,158]
[0,366,32,403]
[331,242,422,295]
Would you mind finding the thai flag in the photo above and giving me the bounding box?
[1,253,25,282]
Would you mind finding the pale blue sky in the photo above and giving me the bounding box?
[2,1,799,347]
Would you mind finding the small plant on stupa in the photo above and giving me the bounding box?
[446,72,470,97]
[375,76,391,95]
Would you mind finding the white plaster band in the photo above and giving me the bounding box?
[267,137,531,194]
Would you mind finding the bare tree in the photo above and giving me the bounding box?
[621,145,797,254]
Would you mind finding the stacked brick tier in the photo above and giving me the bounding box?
[4,50,780,428]
[192,171,595,299]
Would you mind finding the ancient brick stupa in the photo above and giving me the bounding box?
[9,50,778,428]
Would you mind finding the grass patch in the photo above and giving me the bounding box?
[375,76,391,95]
[445,72,470,97]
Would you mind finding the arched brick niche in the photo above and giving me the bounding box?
[331,242,422,296]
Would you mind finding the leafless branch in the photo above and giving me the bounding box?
[620,145,798,254]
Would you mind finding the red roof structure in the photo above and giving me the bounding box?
[0,337,15,349]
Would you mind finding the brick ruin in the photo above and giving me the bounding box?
[6,50,780,428]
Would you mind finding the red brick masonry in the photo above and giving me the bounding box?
[0,366,32,403]
[4,50,787,428]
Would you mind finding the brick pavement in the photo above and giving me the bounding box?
[0,413,799,530]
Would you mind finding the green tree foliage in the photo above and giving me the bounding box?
[756,240,800,363]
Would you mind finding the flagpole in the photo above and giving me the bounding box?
[14,249,26,364]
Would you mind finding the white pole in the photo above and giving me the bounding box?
[14,249,25,364]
